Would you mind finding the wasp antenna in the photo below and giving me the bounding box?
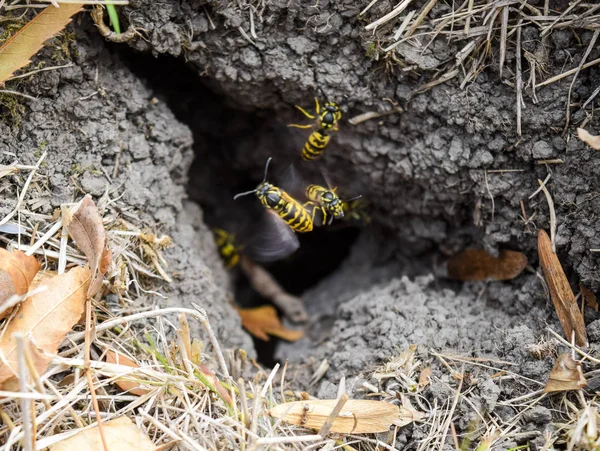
[318,86,330,103]
[262,157,272,183]
[345,194,363,203]
[233,189,257,200]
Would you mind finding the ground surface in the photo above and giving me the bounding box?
[2,0,600,449]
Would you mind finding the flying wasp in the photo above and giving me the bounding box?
[305,184,363,226]
[212,228,241,269]
[288,97,342,161]
[234,157,314,234]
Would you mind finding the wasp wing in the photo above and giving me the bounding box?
[244,211,300,262]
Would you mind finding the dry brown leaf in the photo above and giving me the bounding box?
[581,284,598,312]
[0,266,90,387]
[0,3,84,82]
[446,249,528,281]
[544,353,587,393]
[0,248,41,315]
[577,128,600,150]
[538,229,588,347]
[65,196,110,297]
[0,165,18,179]
[236,305,304,342]
[269,399,400,434]
[49,416,155,451]
[105,350,151,396]
[418,367,432,388]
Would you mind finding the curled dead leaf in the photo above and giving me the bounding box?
[0,3,84,82]
[545,353,586,393]
[49,416,155,451]
[64,196,111,297]
[538,230,588,347]
[105,350,151,396]
[269,399,400,434]
[0,266,90,388]
[236,305,304,342]
[419,367,432,388]
[0,248,40,318]
[577,128,600,151]
[445,249,528,281]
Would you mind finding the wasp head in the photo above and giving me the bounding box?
[321,190,344,219]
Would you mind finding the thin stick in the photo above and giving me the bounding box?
[192,304,230,378]
[365,0,412,31]
[68,307,213,341]
[84,297,109,451]
[484,170,495,220]
[537,179,557,253]
[516,21,523,136]
[7,63,73,81]
[14,334,33,451]
[563,29,599,133]
[537,57,600,88]
[499,5,509,77]
[24,218,62,257]
[318,394,349,437]
[529,172,551,199]
[405,0,438,38]
[439,372,464,451]
[547,328,600,365]
[0,90,37,101]
[0,152,46,227]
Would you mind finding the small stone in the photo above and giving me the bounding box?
[129,134,151,160]
[522,406,552,425]
[552,136,566,151]
[532,140,554,159]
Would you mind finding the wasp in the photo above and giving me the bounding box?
[234,158,313,233]
[212,228,241,269]
[305,184,362,225]
[288,97,342,161]
[342,198,371,225]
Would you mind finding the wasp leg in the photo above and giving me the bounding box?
[314,97,321,115]
[288,123,315,129]
[294,104,316,119]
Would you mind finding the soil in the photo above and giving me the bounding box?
[2,0,600,448]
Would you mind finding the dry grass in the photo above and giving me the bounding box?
[362,0,600,114]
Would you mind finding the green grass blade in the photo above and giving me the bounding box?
[106,3,121,35]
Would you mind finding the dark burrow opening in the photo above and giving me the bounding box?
[118,49,383,364]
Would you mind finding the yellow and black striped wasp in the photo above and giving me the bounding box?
[212,228,241,269]
[341,198,371,226]
[305,184,362,226]
[288,97,342,161]
[234,157,314,234]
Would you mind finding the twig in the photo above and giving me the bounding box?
[515,21,523,136]
[318,394,348,437]
[239,256,307,322]
[14,333,34,451]
[483,170,495,220]
[0,152,46,227]
[563,29,599,133]
[537,57,600,88]
[365,0,412,31]
[192,304,230,379]
[528,172,551,199]
[537,179,557,253]
[0,90,37,101]
[499,5,508,77]
[84,296,109,451]
[439,370,463,451]
[547,328,600,365]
